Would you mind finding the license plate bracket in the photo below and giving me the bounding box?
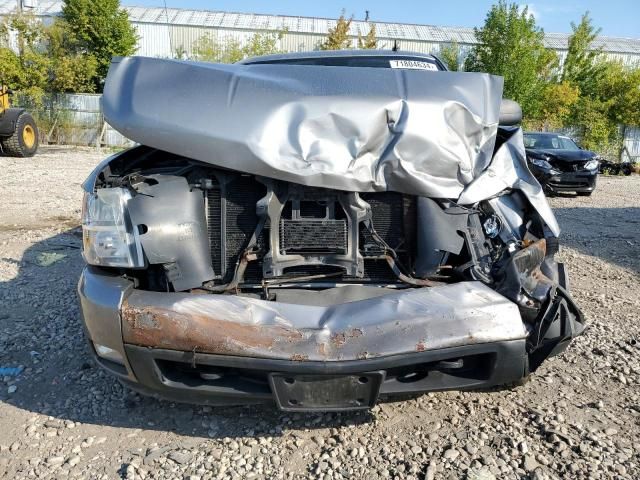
[269,372,384,412]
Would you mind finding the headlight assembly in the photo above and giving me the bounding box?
[529,157,553,170]
[82,188,144,268]
[584,159,599,170]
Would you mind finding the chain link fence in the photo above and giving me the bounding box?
[14,93,132,148]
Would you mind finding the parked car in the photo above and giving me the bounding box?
[523,132,600,196]
[78,51,584,411]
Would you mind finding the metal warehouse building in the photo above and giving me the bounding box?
[1,0,640,66]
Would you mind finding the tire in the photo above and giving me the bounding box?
[0,112,39,157]
[577,191,593,197]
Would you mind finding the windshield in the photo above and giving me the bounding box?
[524,134,580,151]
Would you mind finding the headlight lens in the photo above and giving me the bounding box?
[529,157,553,170]
[584,159,599,170]
[82,188,144,268]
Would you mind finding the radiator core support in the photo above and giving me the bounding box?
[202,171,417,286]
[262,180,370,278]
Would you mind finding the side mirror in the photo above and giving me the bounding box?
[499,99,522,126]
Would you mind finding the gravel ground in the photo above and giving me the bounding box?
[1,146,639,480]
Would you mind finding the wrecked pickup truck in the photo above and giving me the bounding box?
[78,51,584,411]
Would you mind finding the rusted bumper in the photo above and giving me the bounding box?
[79,266,532,406]
[119,281,527,362]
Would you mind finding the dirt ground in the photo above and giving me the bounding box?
[0,146,639,480]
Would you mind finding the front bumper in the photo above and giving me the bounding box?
[78,266,575,409]
[531,167,598,193]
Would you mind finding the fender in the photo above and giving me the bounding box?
[0,107,26,136]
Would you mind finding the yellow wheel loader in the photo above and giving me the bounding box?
[0,84,39,157]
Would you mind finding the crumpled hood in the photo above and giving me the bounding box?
[101,56,559,235]
[103,56,502,198]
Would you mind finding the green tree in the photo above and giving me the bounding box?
[0,12,99,96]
[570,95,614,151]
[321,12,353,50]
[192,35,244,63]
[560,13,640,153]
[559,12,609,150]
[358,23,377,49]
[243,29,286,58]
[525,81,579,131]
[0,13,49,101]
[439,42,460,71]
[192,30,284,63]
[602,63,640,128]
[561,12,605,96]
[46,21,98,93]
[578,61,640,152]
[60,0,138,90]
[464,1,557,119]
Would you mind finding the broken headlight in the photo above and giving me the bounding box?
[529,157,553,170]
[584,159,599,170]
[82,188,144,268]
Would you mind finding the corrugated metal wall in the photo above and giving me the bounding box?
[2,0,640,64]
[2,1,640,68]
[130,22,640,67]
[623,127,640,162]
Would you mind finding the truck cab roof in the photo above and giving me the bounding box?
[240,49,447,70]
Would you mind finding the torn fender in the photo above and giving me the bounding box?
[459,127,560,236]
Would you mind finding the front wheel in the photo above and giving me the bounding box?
[0,111,39,157]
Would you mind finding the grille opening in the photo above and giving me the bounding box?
[156,359,271,394]
[385,353,494,383]
[280,219,348,254]
[359,193,415,263]
[549,160,588,172]
[156,354,496,398]
[205,174,417,285]
[280,199,348,255]
[274,262,404,284]
[224,176,267,281]
[548,181,590,188]
[299,201,331,218]
[281,265,347,276]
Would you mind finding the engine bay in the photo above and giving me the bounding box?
[92,147,558,303]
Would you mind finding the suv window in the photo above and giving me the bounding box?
[558,136,580,150]
[523,135,537,148]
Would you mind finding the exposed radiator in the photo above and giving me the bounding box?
[206,174,415,284]
[205,179,222,277]
[280,219,348,254]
